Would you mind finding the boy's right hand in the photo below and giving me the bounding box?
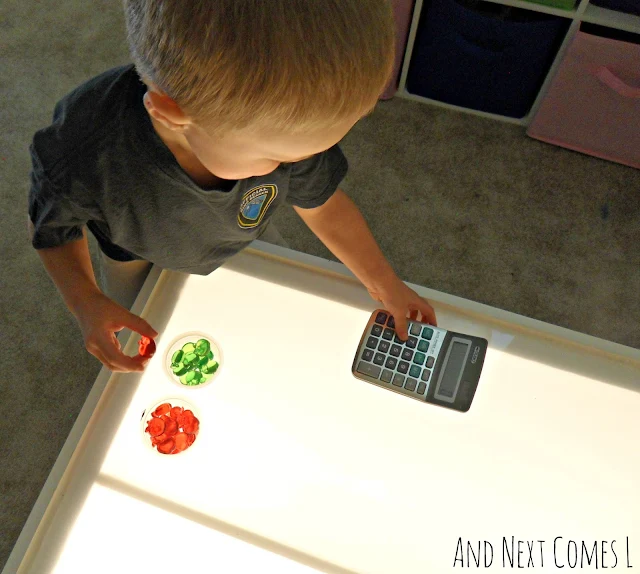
[74,291,158,372]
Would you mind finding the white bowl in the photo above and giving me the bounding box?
[140,397,201,456]
[164,332,223,389]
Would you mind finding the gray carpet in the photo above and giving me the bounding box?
[1,0,639,570]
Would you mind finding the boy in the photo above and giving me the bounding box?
[28,0,437,373]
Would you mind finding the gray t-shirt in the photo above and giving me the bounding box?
[28,65,348,274]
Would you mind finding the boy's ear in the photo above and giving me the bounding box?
[143,90,191,132]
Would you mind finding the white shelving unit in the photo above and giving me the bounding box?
[582,3,640,33]
[396,0,640,126]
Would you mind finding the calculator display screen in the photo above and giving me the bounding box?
[436,340,470,400]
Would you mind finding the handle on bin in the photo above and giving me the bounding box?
[594,66,640,99]
[455,33,508,59]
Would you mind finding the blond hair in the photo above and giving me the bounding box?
[123,0,395,134]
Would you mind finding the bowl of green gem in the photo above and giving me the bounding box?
[165,332,222,388]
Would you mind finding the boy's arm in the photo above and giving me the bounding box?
[292,189,437,339]
[28,220,157,371]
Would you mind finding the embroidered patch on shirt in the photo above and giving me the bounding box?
[237,184,278,229]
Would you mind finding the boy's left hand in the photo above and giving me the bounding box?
[366,275,437,340]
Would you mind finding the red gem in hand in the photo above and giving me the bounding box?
[138,336,156,358]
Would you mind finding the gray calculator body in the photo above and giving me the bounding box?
[352,310,488,412]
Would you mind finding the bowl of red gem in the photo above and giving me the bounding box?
[142,399,200,456]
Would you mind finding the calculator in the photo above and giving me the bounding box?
[352,310,488,412]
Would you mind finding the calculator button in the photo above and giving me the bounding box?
[381,369,393,383]
[426,356,435,368]
[373,353,385,366]
[401,348,413,361]
[398,361,409,374]
[409,323,422,336]
[406,337,417,349]
[357,361,381,378]
[413,352,426,366]
[371,324,383,337]
[394,334,405,345]
[366,336,378,349]
[417,381,427,395]
[378,340,390,353]
[375,312,388,325]
[421,327,433,340]
[387,316,395,329]
[382,328,395,340]
[404,378,417,392]
[362,349,374,362]
[409,365,421,378]
[390,344,401,357]
[385,357,398,370]
[417,340,429,353]
[421,369,431,381]
[392,373,405,387]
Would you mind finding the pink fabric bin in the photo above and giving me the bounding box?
[527,31,640,169]
[381,0,416,99]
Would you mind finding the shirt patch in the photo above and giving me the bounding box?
[237,184,278,229]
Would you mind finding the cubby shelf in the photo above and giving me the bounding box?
[470,0,578,17]
[399,90,530,125]
[396,0,640,125]
[582,4,640,33]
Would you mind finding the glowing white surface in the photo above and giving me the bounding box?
[51,483,322,574]
[13,249,640,573]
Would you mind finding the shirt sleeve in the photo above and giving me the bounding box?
[285,144,348,209]
[28,144,92,249]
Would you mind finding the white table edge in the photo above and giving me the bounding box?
[3,263,162,574]
[249,242,639,366]
[4,241,639,573]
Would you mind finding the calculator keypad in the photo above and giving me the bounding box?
[356,313,442,398]
[355,309,486,412]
